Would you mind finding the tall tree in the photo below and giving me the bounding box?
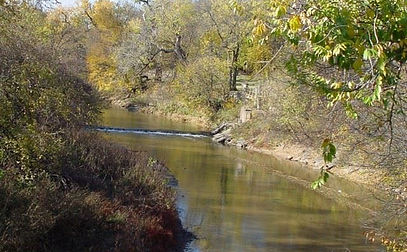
[115,0,198,90]
[81,0,125,91]
[199,0,251,91]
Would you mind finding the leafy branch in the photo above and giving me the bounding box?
[311,138,336,190]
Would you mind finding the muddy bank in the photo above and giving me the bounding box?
[211,122,384,187]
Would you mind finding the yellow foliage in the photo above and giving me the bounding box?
[84,0,126,91]
[200,30,223,54]
[127,18,142,34]
[253,20,267,36]
[173,56,229,114]
[92,0,122,42]
[288,15,302,32]
[244,42,273,72]
[87,53,118,91]
[153,0,196,38]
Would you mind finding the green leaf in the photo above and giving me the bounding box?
[321,139,336,163]
[363,48,377,60]
[377,57,387,75]
[363,96,373,105]
[345,103,358,118]
[352,58,363,72]
[275,6,286,18]
[323,171,329,182]
[311,171,330,190]
[373,79,382,101]
[333,43,346,56]
[311,180,320,190]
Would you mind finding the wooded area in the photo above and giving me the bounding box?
[1,0,406,251]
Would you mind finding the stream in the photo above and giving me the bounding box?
[101,107,383,252]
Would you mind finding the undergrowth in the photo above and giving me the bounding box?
[0,132,183,252]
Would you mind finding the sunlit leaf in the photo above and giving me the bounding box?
[289,15,302,32]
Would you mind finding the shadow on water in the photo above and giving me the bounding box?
[101,108,384,252]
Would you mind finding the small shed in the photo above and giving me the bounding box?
[239,107,252,123]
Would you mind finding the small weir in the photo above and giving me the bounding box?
[92,126,211,138]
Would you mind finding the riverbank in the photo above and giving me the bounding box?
[222,129,384,187]
[112,98,383,187]
[215,120,407,251]
[109,86,385,185]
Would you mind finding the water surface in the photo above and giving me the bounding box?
[101,107,383,252]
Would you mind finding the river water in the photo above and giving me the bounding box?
[101,108,383,252]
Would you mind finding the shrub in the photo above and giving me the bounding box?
[173,56,230,116]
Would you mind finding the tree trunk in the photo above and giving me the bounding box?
[154,63,162,82]
[229,45,239,91]
[174,34,187,62]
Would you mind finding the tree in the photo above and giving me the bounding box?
[114,0,198,91]
[174,56,230,115]
[251,0,407,249]
[199,0,251,91]
[81,0,125,91]
[253,0,407,118]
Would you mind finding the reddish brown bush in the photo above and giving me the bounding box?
[0,132,187,252]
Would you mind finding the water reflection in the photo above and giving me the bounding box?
[102,108,383,252]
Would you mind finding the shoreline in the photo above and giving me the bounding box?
[145,155,197,252]
[238,142,383,187]
[114,102,384,196]
[140,106,212,129]
[113,102,383,188]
